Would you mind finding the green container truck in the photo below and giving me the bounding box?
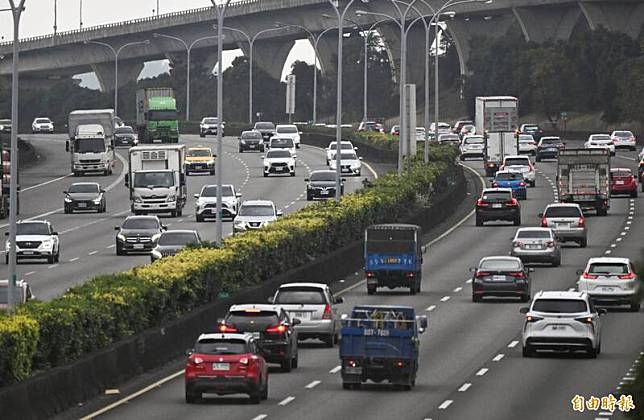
[136,88,180,143]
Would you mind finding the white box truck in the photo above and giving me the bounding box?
[126,145,187,217]
[67,109,115,176]
[475,97,519,177]
[557,149,610,216]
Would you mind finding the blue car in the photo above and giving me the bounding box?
[492,171,527,200]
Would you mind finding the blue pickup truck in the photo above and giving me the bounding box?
[364,224,423,295]
[339,305,427,390]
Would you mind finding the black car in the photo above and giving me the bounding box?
[115,215,166,255]
[114,126,137,147]
[305,170,345,201]
[239,130,264,152]
[218,304,300,372]
[150,230,202,262]
[475,188,521,226]
[63,182,106,213]
[253,122,275,144]
[536,136,565,161]
[471,256,533,302]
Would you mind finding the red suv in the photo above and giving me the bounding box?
[610,168,638,198]
[185,333,268,404]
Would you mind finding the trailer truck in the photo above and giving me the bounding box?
[475,96,520,177]
[557,149,611,216]
[67,110,115,176]
[136,88,179,144]
[126,145,187,217]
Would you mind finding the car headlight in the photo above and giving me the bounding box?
[93,198,102,204]
[207,159,215,166]
[240,140,246,144]
[152,233,162,242]
[234,220,245,227]
[117,233,126,241]
[40,239,52,247]
[134,196,143,203]
[64,197,72,203]
[166,194,176,202]
[151,250,162,260]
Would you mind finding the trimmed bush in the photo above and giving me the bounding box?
[0,145,459,386]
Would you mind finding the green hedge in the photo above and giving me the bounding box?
[0,145,459,387]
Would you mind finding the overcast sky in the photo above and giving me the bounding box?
[0,0,314,87]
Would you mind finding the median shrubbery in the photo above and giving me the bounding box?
[0,145,459,387]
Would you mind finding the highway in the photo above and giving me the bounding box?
[3,134,376,301]
[57,140,642,420]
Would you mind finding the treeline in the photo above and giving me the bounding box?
[463,28,644,125]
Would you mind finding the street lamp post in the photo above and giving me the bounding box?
[212,25,283,126]
[84,39,150,117]
[153,33,222,121]
[2,0,27,310]
[79,0,83,29]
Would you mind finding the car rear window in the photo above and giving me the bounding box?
[226,311,279,331]
[195,339,248,355]
[532,299,587,313]
[516,230,551,239]
[465,137,483,144]
[504,158,530,166]
[274,288,326,304]
[588,263,629,275]
[544,206,581,218]
[481,191,511,201]
[496,172,523,181]
[611,170,632,178]
[479,259,522,271]
[614,131,632,137]
[541,138,560,144]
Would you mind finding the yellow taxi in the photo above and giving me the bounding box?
[185,146,215,175]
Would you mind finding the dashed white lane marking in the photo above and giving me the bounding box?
[438,400,453,410]
[620,232,627,236]
[440,296,451,302]
[251,415,268,420]
[278,396,295,406]
[568,287,575,292]
[47,264,58,269]
[69,257,79,262]
[329,365,341,374]
[305,380,321,389]
[616,238,623,242]
[626,221,632,225]
[610,244,617,248]
[625,226,631,230]
[458,383,472,392]
[476,368,489,376]
[454,286,463,292]
[88,250,98,255]
[426,305,437,312]
[508,341,519,348]
[466,279,472,284]
[492,354,505,362]
[25,271,35,276]
[605,250,612,255]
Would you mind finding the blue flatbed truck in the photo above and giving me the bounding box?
[364,224,423,295]
[339,305,427,390]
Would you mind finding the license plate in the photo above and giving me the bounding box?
[492,275,506,281]
[345,367,362,375]
[212,363,230,370]
[133,244,144,250]
[78,203,87,208]
[526,244,541,249]
[291,312,309,320]
[550,325,566,330]
[22,251,34,255]
[616,181,624,185]
[387,257,400,264]
[320,190,329,195]
[556,223,570,229]
[601,287,615,292]
[492,203,502,208]
[249,144,256,148]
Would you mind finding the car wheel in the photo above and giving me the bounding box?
[323,334,335,348]
[520,294,530,303]
[536,156,541,162]
[4,254,7,264]
[579,238,587,248]
[239,148,243,153]
[409,285,417,295]
[47,254,55,264]
[249,388,262,404]
[472,294,481,303]
[596,341,601,355]
[586,346,598,359]
[552,256,561,267]
[290,172,295,177]
[631,299,640,312]
[54,250,60,263]
[513,216,521,226]
[263,172,268,177]
[281,358,292,373]
[64,206,70,214]
[292,353,298,369]
[632,189,638,198]
[116,243,125,256]
[522,345,534,358]
[597,208,608,216]
[210,170,215,175]
[185,388,200,404]
[459,155,465,161]
[367,285,376,295]
[196,214,204,223]
[261,378,269,400]
[475,215,483,227]
[342,382,353,390]
[199,133,205,138]
[530,180,535,187]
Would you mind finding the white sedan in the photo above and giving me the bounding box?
[329,150,362,176]
[585,134,615,155]
[263,149,295,177]
[518,134,537,155]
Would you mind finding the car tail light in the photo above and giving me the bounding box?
[322,304,332,320]
[266,324,287,334]
[395,360,405,368]
[513,241,524,248]
[476,199,488,207]
[475,271,490,278]
[405,272,415,278]
[366,272,375,278]
[219,324,238,333]
[239,357,249,366]
[519,181,526,187]
[582,272,598,280]
[345,359,359,367]
[491,182,498,187]
[506,198,519,207]
[619,272,637,280]
[526,315,543,323]
[578,217,585,227]
[575,317,594,325]
[509,271,525,278]
[541,217,548,227]
[545,240,554,248]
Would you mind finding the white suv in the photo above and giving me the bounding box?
[31,117,54,134]
[194,184,241,222]
[263,149,295,177]
[521,291,604,358]
[233,200,282,234]
[500,155,536,187]
[577,257,641,311]
[6,220,60,264]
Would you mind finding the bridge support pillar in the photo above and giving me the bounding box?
[315,36,337,76]
[512,5,582,43]
[239,38,295,81]
[91,60,144,93]
[579,1,644,39]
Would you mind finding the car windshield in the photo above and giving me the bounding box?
[440,135,459,141]
[274,288,326,304]
[541,138,560,144]
[341,153,357,160]
[613,131,633,137]
[75,138,106,153]
[35,119,51,124]
[519,135,534,142]
[277,126,298,133]
[255,122,274,130]
[239,205,274,217]
[495,172,523,181]
[465,137,484,144]
[17,223,49,235]
[481,191,511,201]
[242,131,261,139]
[202,118,218,124]
[544,206,582,218]
[226,311,279,331]
[149,110,177,121]
[115,127,134,134]
[310,172,336,182]
[122,218,159,229]
[329,143,353,151]
[532,299,587,313]
[201,185,234,197]
[479,259,522,270]
[505,158,530,166]
[188,149,211,157]
[133,172,174,188]
[158,232,198,246]
[271,138,294,148]
[267,150,292,159]
[516,230,551,239]
[195,339,248,355]
[588,263,629,275]
[69,184,99,193]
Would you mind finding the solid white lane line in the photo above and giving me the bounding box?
[508,341,519,348]
[88,251,98,255]
[305,380,321,389]
[458,383,472,392]
[440,296,451,302]
[251,415,268,420]
[25,271,35,276]
[476,368,488,376]
[454,286,463,292]
[69,257,79,262]
[329,365,341,374]
[426,305,437,312]
[492,354,505,362]
[278,396,295,406]
[20,173,73,192]
[438,400,453,410]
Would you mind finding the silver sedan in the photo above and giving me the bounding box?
[510,227,561,267]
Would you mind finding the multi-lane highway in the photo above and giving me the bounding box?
[54,140,642,420]
[4,134,376,301]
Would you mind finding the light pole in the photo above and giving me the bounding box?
[84,40,150,117]
[53,0,57,36]
[79,0,83,29]
[210,0,232,246]
[153,33,222,121]
[2,0,26,310]
[212,25,283,126]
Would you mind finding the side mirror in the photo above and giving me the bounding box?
[52,231,58,236]
[114,227,120,231]
[65,141,70,152]
[216,318,224,325]
[528,268,535,272]
[341,178,346,182]
[519,307,529,314]
[359,157,363,160]
[335,297,344,304]
[162,225,168,231]
[293,154,297,158]
[194,194,200,199]
[100,189,106,193]
[537,213,544,218]
[575,269,584,276]
[276,210,283,217]
[185,349,194,357]
[354,147,358,150]
[292,318,302,326]
[598,308,607,316]
[63,191,68,194]
[236,193,242,198]
[260,155,265,159]
[468,267,476,272]
[267,296,274,303]
[124,174,129,187]
[304,178,310,182]
[4,232,8,236]
[417,315,428,333]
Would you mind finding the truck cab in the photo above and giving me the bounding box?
[339,305,427,390]
[364,224,423,295]
[67,110,116,176]
[136,88,179,144]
